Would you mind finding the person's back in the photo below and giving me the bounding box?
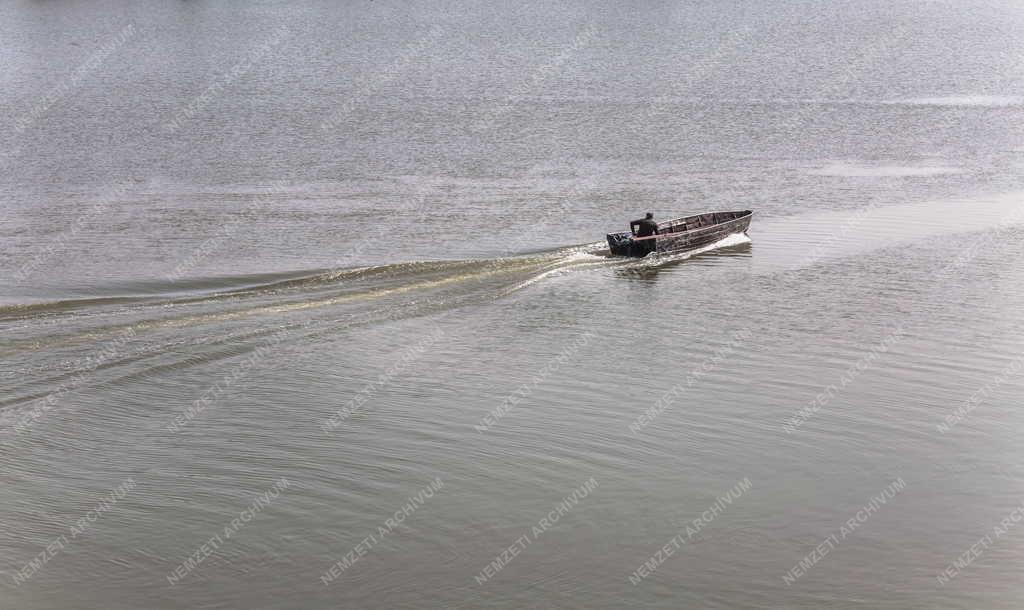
[631,213,659,238]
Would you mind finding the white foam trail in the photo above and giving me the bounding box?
[625,232,752,269]
[556,241,607,257]
[503,232,752,294]
[501,251,609,294]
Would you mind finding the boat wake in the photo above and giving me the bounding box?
[0,232,753,428]
[639,231,751,263]
[0,232,752,368]
[610,231,753,274]
[1,232,751,324]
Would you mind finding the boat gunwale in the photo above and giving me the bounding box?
[629,210,753,241]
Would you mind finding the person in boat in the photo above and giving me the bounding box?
[630,212,659,238]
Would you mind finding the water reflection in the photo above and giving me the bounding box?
[613,241,753,280]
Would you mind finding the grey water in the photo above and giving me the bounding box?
[3,1,1024,608]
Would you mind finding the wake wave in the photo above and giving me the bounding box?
[1,235,751,323]
[0,233,753,418]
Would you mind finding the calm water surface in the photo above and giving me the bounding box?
[3,1,1024,608]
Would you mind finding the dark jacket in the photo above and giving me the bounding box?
[631,218,659,238]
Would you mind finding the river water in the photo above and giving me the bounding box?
[3,1,1024,608]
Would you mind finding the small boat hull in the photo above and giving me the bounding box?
[606,210,753,257]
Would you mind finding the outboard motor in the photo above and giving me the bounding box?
[607,232,656,257]
[606,232,634,256]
